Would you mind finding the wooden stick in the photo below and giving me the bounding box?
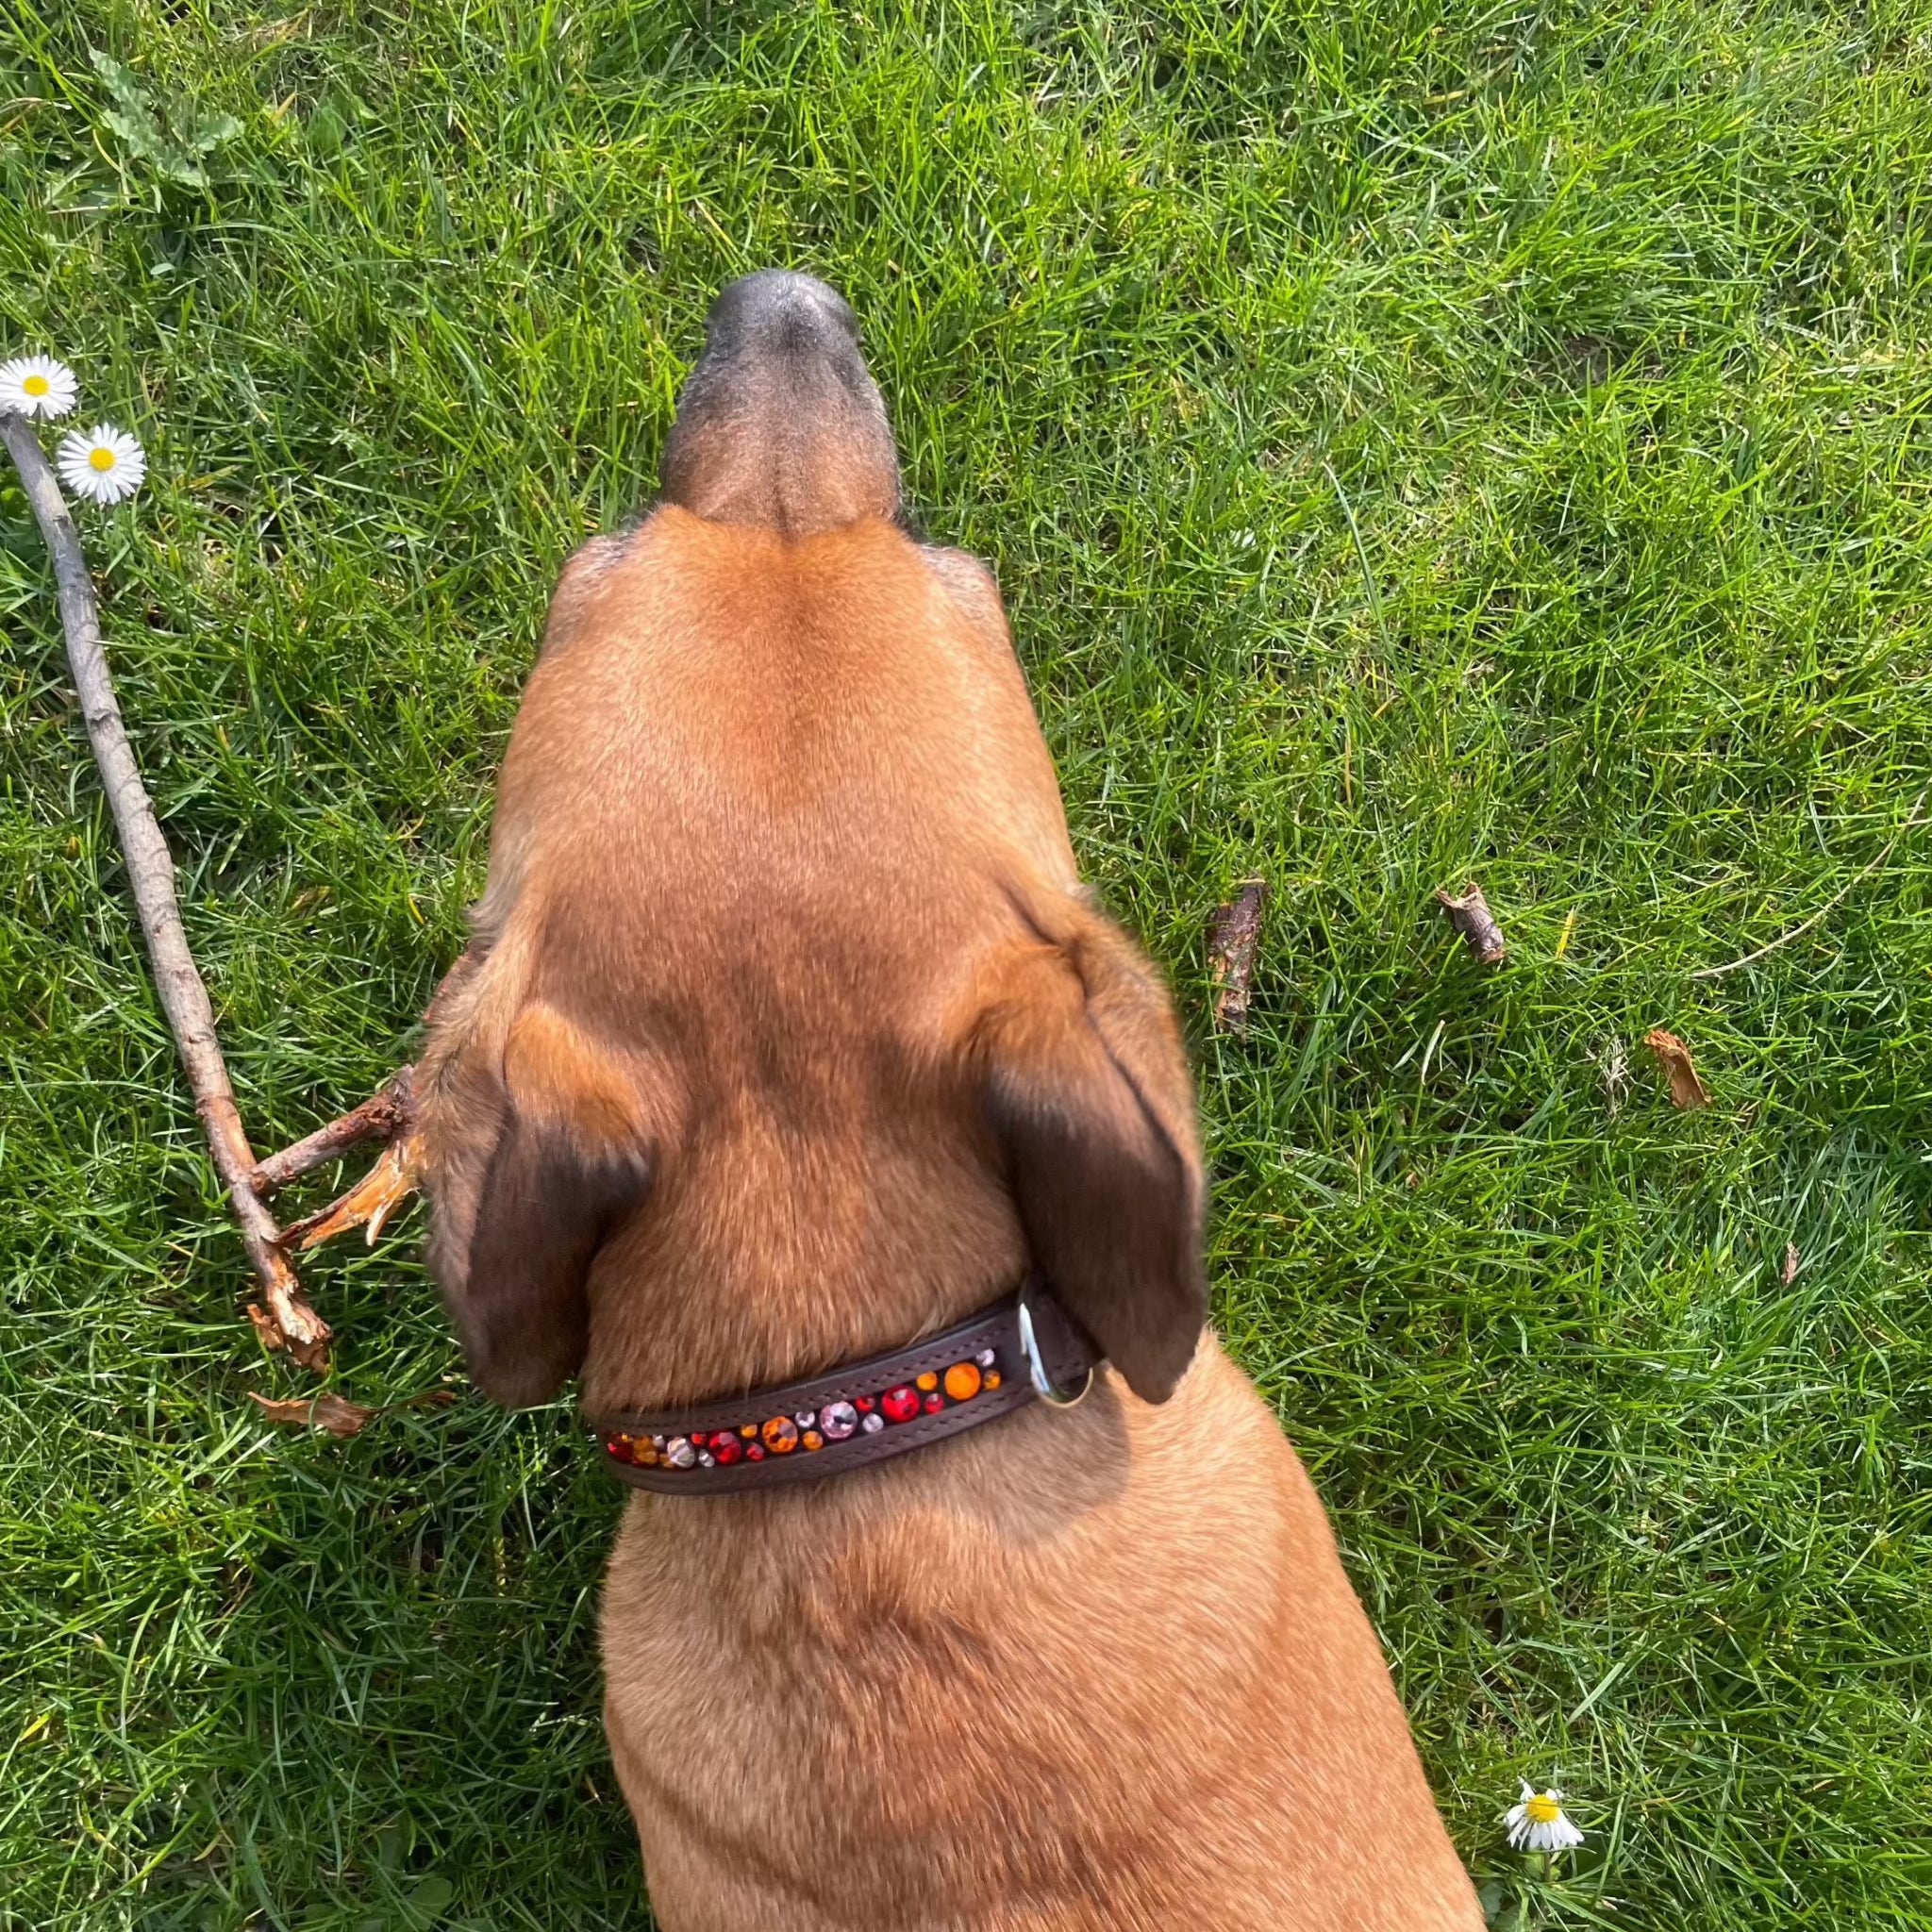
[1,411,330,1368]
[251,1066,415,1196]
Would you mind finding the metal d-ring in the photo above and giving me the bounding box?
[1016,1293,1093,1408]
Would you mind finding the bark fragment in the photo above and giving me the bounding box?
[1207,879,1268,1035]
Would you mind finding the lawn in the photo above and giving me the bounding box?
[4,1,1931,1925]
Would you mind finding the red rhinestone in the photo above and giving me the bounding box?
[711,1434,742,1466]
[924,1393,945,1414]
[855,1396,875,1412]
[881,1385,920,1424]
[746,1443,766,1461]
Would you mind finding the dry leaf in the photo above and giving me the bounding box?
[1642,1028,1712,1109]
[244,1303,283,1352]
[1436,882,1507,965]
[248,1391,377,1439]
[1784,1243,1801,1286]
[1207,879,1268,1034]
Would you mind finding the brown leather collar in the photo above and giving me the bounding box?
[592,1284,1100,1495]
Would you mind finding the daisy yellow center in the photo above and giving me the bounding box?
[1524,1794,1562,1824]
[90,447,116,473]
[24,374,49,396]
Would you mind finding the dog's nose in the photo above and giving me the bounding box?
[701,270,862,365]
[659,270,902,539]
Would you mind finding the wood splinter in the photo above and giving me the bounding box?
[1436,881,1507,966]
[1208,879,1269,1035]
[253,1062,424,1260]
[252,962,481,1275]
[282,1126,422,1252]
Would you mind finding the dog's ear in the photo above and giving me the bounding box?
[427,1002,652,1407]
[969,908,1207,1403]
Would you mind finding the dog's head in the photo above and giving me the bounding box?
[416,274,1207,1414]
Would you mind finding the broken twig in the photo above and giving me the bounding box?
[1,411,330,1367]
[252,967,471,1265]
[1208,879,1268,1034]
[1436,881,1507,965]
[252,1066,415,1196]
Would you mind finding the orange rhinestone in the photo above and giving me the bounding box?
[943,1362,982,1402]
[740,1424,758,1438]
[637,1444,659,1466]
[983,1371,1002,1391]
[916,1372,939,1393]
[761,1415,800,1454]
[803,1430,824,1451]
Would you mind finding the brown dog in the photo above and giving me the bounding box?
[415,272,1482,1929]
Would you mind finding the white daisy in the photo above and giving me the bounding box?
[0,354,78,420]
[56,424,147,506]
[1506,1782,1585,1854]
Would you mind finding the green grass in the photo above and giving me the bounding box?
[3,1,1931,1925]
